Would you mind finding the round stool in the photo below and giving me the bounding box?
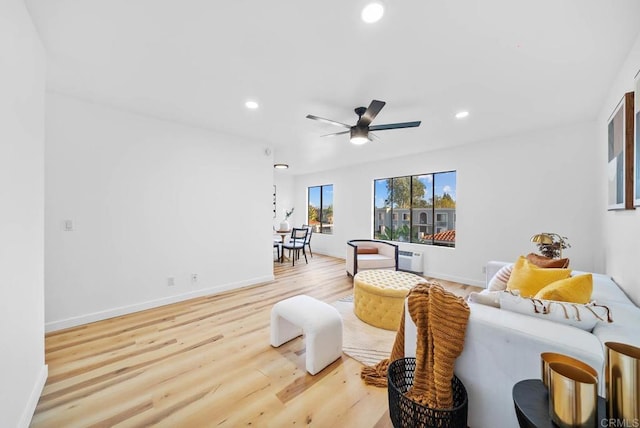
[353,270,426,330]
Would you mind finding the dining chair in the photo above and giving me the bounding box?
[301,224,313,258]
[282,228,308,266]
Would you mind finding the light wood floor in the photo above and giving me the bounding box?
[32,255,480,427]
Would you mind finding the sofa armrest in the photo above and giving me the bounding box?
[404,300,605,427]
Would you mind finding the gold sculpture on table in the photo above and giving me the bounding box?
[548,361,598,428]
[605,342,640,423]
[531,233,571,259]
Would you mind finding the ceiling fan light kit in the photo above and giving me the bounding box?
[350,127,369,145]
[361,2,384,23]
[307,99,421,145]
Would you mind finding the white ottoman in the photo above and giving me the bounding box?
[270,295,343,375]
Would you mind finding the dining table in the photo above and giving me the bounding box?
[274,230,290,263]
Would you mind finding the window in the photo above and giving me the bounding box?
[373,171,456,247]
[308,184,333,234]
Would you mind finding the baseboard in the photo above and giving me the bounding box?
[19,364,48,428]
[45,274,274,332]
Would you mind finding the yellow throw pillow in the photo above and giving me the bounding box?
[506,256,571,297]
[534,274,593,304]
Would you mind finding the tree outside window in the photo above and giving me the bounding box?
[373,171,456,246]
[308,184,333,234]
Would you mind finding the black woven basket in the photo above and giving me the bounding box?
[387,358,468,428]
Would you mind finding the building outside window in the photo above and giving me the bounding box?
[373,171,456,247]
[308,184,333,234]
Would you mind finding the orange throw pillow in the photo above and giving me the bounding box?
[357,246,378,255]
[526,253,570,269]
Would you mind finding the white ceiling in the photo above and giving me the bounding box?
[25,0,640,175]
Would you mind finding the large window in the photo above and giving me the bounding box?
[308,184,333,234]
[373,171,456,247]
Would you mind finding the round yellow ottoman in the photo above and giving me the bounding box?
[353,270,426,330]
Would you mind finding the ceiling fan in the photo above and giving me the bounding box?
[306,100,421,145]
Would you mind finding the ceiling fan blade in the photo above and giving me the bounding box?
[369,121,421,131]
[358,100,386,127]
[306,114,351,129]
[320,130,351,138]
[369,132,381,142]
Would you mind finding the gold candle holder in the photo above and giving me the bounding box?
[548,362,598,428]
[541,352,598,389]
[605,342,640,422]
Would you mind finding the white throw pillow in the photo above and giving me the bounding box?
[468,290,501,308]
[487,264,514,291]
[499,291,613,331]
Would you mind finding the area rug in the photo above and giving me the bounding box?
[332,296,396,366]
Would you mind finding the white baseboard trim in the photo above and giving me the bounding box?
[45,274,275,332]
[423,270,484,288]
[19,364,48,428]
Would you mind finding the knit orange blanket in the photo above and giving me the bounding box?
[361,282,470,409]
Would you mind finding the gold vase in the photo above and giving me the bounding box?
[541,352,598,389]
[548,362,598,428]
[605,342,640,422]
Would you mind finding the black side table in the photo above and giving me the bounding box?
[512,379,607,428]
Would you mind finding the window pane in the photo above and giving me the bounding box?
[391,176,411,241]
[374,179,392,239]
[433,171,456,247]
[321,185,333,234]
[411,174,433,243]
[308,186,321,233]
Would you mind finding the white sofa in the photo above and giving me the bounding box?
[404,260,640,428]
[346,239,398,277]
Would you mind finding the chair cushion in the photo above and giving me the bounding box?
[357,254,395,270]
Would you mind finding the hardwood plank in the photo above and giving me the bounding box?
[32,255,480,427]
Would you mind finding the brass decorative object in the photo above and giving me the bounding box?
[605,342,640,422]
[541,352,598,389]
[548,362,598,428]
[530,233,571,258]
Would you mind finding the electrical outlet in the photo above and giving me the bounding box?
[191,274,198,284]
[482,266,486,274]
[168,277,175,287]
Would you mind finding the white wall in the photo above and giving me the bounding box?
[0,1,47,426]
[45,93,274,330]
[273,172,294,230]
[598,31,640,305]
[294,122,600,286]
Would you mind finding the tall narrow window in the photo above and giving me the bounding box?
[373,171,456,247]
[308,184,333,234]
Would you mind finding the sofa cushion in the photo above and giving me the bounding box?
[591,302,640,347]
[499,291,611,331]
[526,253,570,268]
[534,274,593,304]
[506,256,571,297]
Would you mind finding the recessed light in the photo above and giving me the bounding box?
[455,111,469,119]
[245,100,259,109]
[274,163,289,169]
[361,2,384,23]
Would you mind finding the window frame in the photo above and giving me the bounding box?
[307,184,334,234]
[373,171,456,247]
